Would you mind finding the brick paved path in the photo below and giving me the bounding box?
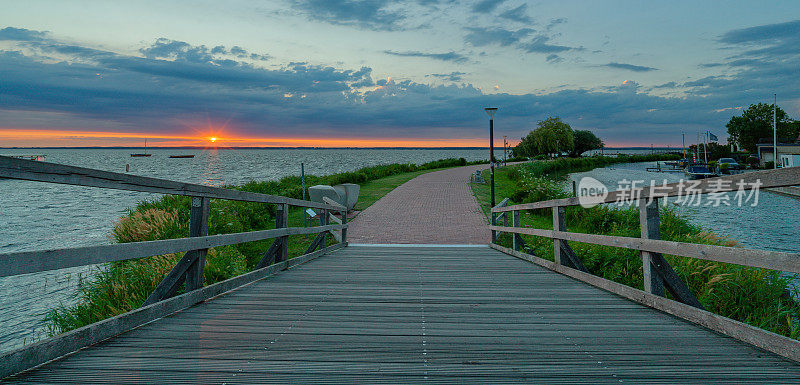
[347,165,490,244]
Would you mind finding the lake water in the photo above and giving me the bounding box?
[565,161,800,253]
[0,148,488,352]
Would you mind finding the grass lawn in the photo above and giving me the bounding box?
[471,166,523,220]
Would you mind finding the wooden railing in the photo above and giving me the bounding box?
[489,166,800,360]
[491,166,800,305]
[0,155,348,376]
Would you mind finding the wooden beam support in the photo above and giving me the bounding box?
[560,242,589,273]
[274,203,289,264]
[639,198,703,308]
[512,210,521,251]
[185,197,210,291]
[255,239,282,270]
[639,198,665,296]
[552,206,566,266]
[304,233,326,255]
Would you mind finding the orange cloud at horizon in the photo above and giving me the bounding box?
[0,129,503,148]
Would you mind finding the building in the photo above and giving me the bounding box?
[757,142,800,166]
[779,154,800,168]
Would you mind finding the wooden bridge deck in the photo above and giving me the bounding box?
[7,245,800,384]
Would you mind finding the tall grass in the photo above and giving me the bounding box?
[45,157,483,335]
[491,157,800,338]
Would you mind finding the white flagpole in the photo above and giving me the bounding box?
[703,132,708,164]
[773,93,777,169]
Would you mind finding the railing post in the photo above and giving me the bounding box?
[491,211,497,243]
[552,206,565,266]
[640,198,665,296]
[341,209,347,243]
[320,209,328,248]
[185,196,210,291]
[275,203,289,263]
[512,210,521,251]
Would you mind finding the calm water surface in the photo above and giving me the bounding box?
[566,161,800,253]
[0,148,487,351]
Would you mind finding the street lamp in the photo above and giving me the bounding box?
[485,107,498,209]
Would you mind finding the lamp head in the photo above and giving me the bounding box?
[484,107,498,119]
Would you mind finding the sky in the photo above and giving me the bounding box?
[1,0,799,147]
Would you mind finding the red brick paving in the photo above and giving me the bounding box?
[347,165,490,244]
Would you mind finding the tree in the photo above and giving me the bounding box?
[726,103,799,153]
[570,130,604,157]
[512,117,576,157]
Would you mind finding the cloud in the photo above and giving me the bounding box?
[140,38,271,65]
[0,27,48,42]
[1,24,798,146]
[464,26,581,57]
[291,0,405,31]
[719,19,800,45]
[472,0,506,14]
[384,50,468,63]
[427,71,466,81]
[464,27,534,47]
[498,4,532,23]
[603,62,658,72]
[520,35,575,53]
[718,19,800,60]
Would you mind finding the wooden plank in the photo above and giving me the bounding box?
[185,197,210,291]
[490,243,800,363]
[0,155,340,211]
[0,224,347,277]
[0,242,347,379]
[493,166,800,212]
[8,244,800,384]
[489,225,800,273]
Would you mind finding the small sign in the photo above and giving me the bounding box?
[305,208,316,217]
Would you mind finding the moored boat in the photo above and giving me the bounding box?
[684,164,715,180]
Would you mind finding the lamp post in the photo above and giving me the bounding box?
[485,108,498,209]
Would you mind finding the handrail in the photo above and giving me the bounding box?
[489,166,800,310]
[0,155,348,303]
[489,225,800,274]
[492,166,800,213]
[0,155,340,211]
[0,224,346,278]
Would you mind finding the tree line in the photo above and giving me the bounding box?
[512,117,603,158]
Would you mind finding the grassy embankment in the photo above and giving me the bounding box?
[472,155,800,339]
[45,157,485,335]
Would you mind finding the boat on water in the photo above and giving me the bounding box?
[130,138,152,157]
[169,155,195,158]
[684,164,715,180]
[6,155,46,161]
